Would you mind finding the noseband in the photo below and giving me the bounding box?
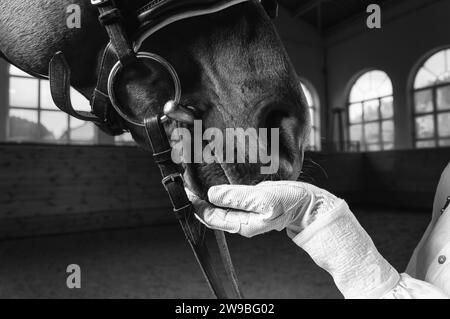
[48,0,278,299]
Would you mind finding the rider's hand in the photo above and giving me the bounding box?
[187,181,343,238]
[188,181,449,299]
[188,181,401,298]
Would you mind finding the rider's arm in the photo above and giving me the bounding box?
[287,199,447,299]
[407,162,450,279]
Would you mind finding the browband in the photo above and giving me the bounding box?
[135,0,255,50]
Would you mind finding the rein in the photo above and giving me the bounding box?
[47,0,278,299]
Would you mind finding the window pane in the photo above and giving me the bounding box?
[349,103,363,123]
[438,113,450,137]
[377,78,392,98]
[9,77,38,108]
[370,71,388,86]
[447,50,450,73]
[364,100,379,121]
[69,118,96,144]
[414,90,433,113]
[349,124,363,142]
[437,85,450,110]
[380,97,394,119]
[414,49,450,89]
[383,143,394,151]
[8,109,39,142]
[367,144,381,151]
[350,71,392,103]
[40,80,58,110]
[424,51,445,78]
[439,139,450,147]
[351,74,371,102]
[416,140,436,148]
[300,81,320,148]
[71,89,91,112]
[415,115,435,139]
[439,72,450,84]
[9,65,32,77]
[414,68,437,89]
[350,87,366,103]
[382,120,394,143]
[309,107,315,127]
[300,83,314,107]
[115,132,136,145]
[40,111,69,142]
[309,127,316,149]
[365,122,380,144]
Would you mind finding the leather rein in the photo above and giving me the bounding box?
[47,0,278,299]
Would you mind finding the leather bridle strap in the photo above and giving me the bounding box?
[42,0,283,299]
[49,51,126,136]
[89,0,244,299]
[93,0,136,65]
[215,230,244,298]
[49,53,104,124]
[144,116,239,299]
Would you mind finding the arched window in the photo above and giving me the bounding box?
[300,81,320,151]
[348,70,394,151]
[7,65,97,144]
[413,48,450,148]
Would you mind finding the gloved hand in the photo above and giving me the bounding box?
[187,180,343,238]
[188,181,401,299]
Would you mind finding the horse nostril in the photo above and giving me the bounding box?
[259,106,303,179]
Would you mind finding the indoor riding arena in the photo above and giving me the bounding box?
[0,0,450,300]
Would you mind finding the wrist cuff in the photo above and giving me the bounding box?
[292,200,400,299]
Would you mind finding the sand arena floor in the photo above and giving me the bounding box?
[0,207,431,299]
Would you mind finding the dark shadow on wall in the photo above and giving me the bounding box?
[308,148,450,210]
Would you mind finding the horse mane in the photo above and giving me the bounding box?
[0,0,152,75]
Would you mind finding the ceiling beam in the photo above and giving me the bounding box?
[293,0,322,17]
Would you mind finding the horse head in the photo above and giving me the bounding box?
[0,0,310,198]
[113,1,310,197]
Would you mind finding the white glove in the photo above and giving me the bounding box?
[187,181,342,238]
[188,181,447,299]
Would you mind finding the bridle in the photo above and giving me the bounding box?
[50,0,278,300]
[48,0,278,299]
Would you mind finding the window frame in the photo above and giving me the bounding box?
[347,70,395,152]
[7,65,99,145]
[411,48,450,149]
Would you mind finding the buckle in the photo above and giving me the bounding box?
[161,173,192,216]
[162,173,184,189]
[153,149,173,164]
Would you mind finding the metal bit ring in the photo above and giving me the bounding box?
[107,52,181,127]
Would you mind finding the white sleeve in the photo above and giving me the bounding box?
[291,201,448,299]
[382,274,448,299]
